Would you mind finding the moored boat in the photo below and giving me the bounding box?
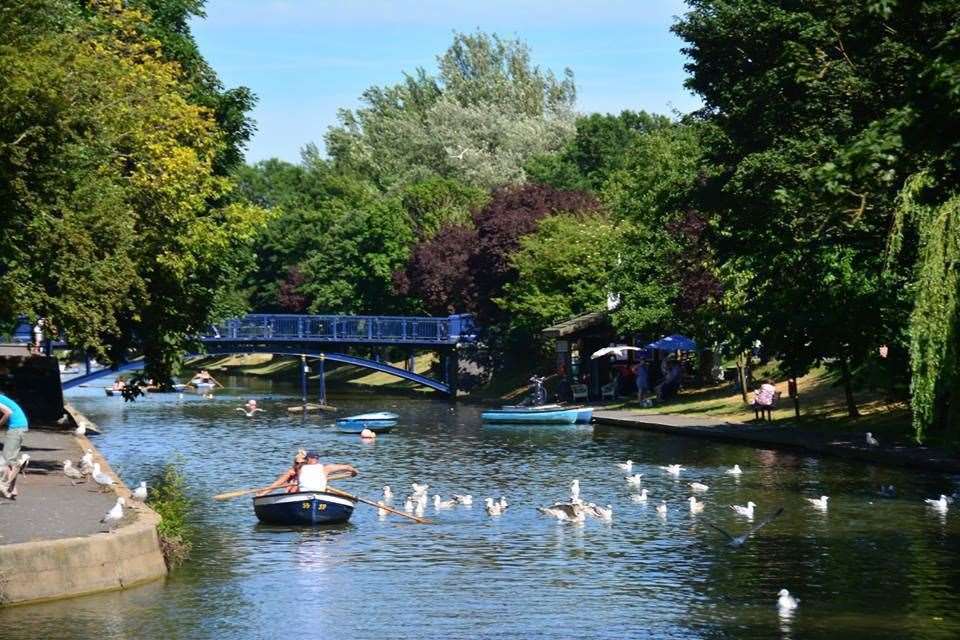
[575,407,594,424]
[481,407,580,424]
[335,411,399,433]
[493,404,593,424]
[253,490,356,525]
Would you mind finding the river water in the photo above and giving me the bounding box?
[2,377,959,639]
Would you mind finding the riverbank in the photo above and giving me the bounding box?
[0,411,166,606]
[593,409,960,473]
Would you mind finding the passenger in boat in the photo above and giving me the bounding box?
[298,451,358,493]
[257,449,308,496]
[111,377,127,392]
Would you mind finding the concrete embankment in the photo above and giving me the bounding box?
[0,408,167,606]
[594,410,960,473]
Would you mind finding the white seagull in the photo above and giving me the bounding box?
[382,486,393,501]
[925,495,950,511]
[538,503,584,522]
[411,483,429,497]
[404,497,415,513]
[866,432,880,447]
[584,503,613,522]
[731,501,756,518]
[806,496,829,510]
[656,500,668,516]
[777,589,799,611]
[485,497,504,516]
[433,495,457,509]
[63,460,84,483]
[497,496,508,510]
[91,463,115,492]
[626,473,644,487]
[570,479,582,504]
[661,464,683,477]
[100,497,125,529]
[74,423,86,437]
[133,481,148,501]
[632,488,649,503]
[689,482,709,492]
[726,464,743,476]
[377,501,389,517]
[616,460,634,472]
[453,494,473,506]
[80,449,95,474]
[688,496,705,513]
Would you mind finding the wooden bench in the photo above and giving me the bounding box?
[571,384,589,402]
[752,391,781,421]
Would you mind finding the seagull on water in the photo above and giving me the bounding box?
[404,497,415,513]
[731,501,756,518]
[866,432,880,447]
[656,501,668,517]
[133,481,148,501]
[497,496,508,510]
[434,495,457,509]
[688,496,705,513]
[485,497,504,516]
[703,507,785,547]
[584,503,613,522]
[631,488,649,503]
[538,503,584,522]
[453,494,473,506]
[806,496,829,510]
[91,464,115,492]
[411,483,429,497]
[382,486,393,501]
[726,464,743,476]
[100,497,125,529]
[661,464,683,477]
[777,589,799,611]
[63,460,84,483]
[616,460,633,472]
[925,495,950,511]
[626,473,643,487]
[689,482,709,492]
[414,499,426,518]
[570,479,582,504]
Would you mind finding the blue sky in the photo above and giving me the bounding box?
[191,1,700,163]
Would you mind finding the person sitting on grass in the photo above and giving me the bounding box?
[751,379,777,420]
[0,391,29,499]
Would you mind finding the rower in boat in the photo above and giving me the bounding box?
[188,369,223,390]
[256,450,358,497]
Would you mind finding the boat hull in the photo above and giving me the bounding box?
[576,408,594,423]
[253,491,356,525]
[481,408,580,424]
[336,419,396,433]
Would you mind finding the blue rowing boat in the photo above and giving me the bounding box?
[253,490,356,525]
[335,411,399,433]
[480,407,580,424]
[489,404,593,424]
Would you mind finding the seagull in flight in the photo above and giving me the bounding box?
[132,481,148,501]
[703,507,785,547]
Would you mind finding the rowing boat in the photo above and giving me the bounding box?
[253,490,356,525]
[335,411,399,433]
[480,407,580,424]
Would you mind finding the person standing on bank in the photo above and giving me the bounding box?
[0,392,29,499]
[31,317,45,355]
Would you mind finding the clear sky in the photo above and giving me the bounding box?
[190,1,700,164]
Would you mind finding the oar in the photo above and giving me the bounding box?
[326,485,431,524]
[213,470,355,501]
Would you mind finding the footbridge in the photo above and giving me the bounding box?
[59,313,477,396]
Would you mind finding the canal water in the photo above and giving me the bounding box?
[3,378,959,639]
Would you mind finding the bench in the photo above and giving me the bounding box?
[571,384,589,402]
[752,391,781,421]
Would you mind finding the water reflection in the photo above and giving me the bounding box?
[0,379,957,639]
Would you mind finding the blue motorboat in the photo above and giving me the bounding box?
[253,490,356,525]
[335,411,399,433]
[480,407,580,424]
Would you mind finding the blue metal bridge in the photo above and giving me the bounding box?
[58,313,476,395]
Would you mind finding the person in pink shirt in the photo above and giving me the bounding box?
[751,379,777,420]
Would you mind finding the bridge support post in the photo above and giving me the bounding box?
[444,347,459,400]
[300,355,308,406]
[318,354,327,405]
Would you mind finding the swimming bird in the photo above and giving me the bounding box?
[100,497,125,529]
[616,460,634,472]
[866,432,880,447]
[689,482,709,492]
[731,501,756,518]
[631,488,649,503]
[91,463,115,492]
[485,497,503,516]
[570,479,581,504]
[626,473,643,487]
[497,496,508,510]
[806,496,829,510]
[433,495,457,509]
[726,464,743,476]
[656,501,668,516]
[661,464,683,477]
[688,496,705,513]
[411,483,429,497]
[74,423,86,437]
[133,481,148,501]
[404,497,415,513]
[777,589,799,611]
[538,503,584,522]
[925,495,950,510]
[703,507,785,547]
[382,486,393,501]
[583,502,613,522]
[62,460,84,483]
[414,499,426,518]
[453,494,473,506]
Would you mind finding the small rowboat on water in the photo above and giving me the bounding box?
[335,411,399,433]
[253,490,357,525]
[481,407,581,424]
[485,405,593,424]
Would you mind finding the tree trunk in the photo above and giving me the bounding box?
[839,357,860,418]
[736,352,748,403]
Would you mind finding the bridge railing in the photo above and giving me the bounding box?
[207,313,475,345]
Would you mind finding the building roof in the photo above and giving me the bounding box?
[542,311,610,338]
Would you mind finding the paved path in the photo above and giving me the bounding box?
[0,430,131,545]
[594,410,960,473]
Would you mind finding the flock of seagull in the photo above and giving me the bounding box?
[60,448,149,529]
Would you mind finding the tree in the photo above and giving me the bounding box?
[326,31,577,190]
[398,177,487,239]
[393,224,478,316]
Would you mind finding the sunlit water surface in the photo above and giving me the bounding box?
[3,377,959,640]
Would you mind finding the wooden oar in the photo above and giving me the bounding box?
[213,469,355,501]
[326,485,431,524]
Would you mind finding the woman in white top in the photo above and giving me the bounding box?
[298,451,358,492]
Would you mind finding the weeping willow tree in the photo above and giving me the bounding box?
[888,172,960,441]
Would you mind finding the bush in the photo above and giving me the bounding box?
[146,463,193,569]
